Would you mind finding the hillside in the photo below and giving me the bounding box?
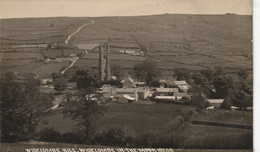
[0,14,252,76]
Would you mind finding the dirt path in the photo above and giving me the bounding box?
[61,57,79,74]
[62,19,94,74]
[65,19,94,44]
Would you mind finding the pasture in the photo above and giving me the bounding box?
[38,102,252,137]
[1,14,252,77]
[36,102,253,149]
[191,109,253,125]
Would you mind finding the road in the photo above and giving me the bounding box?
[61,57,79,74]
[61,19,94,75]
[65,19,94,44]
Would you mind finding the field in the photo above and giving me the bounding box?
[0,14,252,77]
[36,102,252,148]
[38,103,193,135]
[191,109,253,125]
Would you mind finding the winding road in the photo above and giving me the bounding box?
[61,19,94,75]
[65,19,95,44]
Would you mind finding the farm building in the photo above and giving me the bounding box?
[120,77,146,88]
[154,87,190,101]
[42,78,52,85]
[173,81,191,92]
[207,99,224,108]
[159,77,176,87]
[121,77,135,88]
[159,78,191,92]
[102,85,151,100]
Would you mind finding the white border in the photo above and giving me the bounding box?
[253,0,259,151]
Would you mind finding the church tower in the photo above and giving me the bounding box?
[99,42,111,81]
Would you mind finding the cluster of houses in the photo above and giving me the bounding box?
[40,74,227,110]
[101,76,192,103]
[100,76,231,110]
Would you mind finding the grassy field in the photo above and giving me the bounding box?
[38,103,193,136]
[191,109,253,125]
[38,102,252,140]
[1,14,252,76]
[184,125,252,149]
[31,61,71,78]
[96,103,193,137]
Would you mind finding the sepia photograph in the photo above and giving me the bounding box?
[0,0,254,151]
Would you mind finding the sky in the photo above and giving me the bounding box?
[0,0,252,18]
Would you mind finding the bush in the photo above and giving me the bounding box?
[39,128,61,142]
[185,132,252,149]
[190,95,210,111]
[93,128,126,147]
[128,134,178,148]
[222,96,233,109]
[60,132,85,144]
[53,78,66,91]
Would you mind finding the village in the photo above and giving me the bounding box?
[37,42,252,112]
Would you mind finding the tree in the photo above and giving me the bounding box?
[238,69,248,80]
[188,84,210,98]
[62,92,104,140]
[53,78,66,91]
[222,95,234,109]
[190,95,210,111]
[102,79,122,88]
[50,72,62,80]
[192,72,209,86]
[232,91,252,109]
[200,69,215,82]
[173,68,191,83]
[74,68,100,90]
[0,72,53,142]
[150,79,161,87]
[110,64,124,80]
[134,59,160,85]
[213,76,234,99]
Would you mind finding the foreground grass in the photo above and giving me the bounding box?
[38,102,193,136]
[36,102,253,149]
[96,103,193,137]
[191,109,253,125]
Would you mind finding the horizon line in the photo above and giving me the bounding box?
[0,13,252,19]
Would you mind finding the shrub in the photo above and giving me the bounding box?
[39,128,61,142]
[53,78,66,91]
[184,132,252,149]
[60,132,85,144]
[190,95,210,111]
[93,128,126,147]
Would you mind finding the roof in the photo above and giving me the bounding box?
[207,99,224,104]
[122,94,135,100]
[174,81,188,85]
[174,92,190,97]
[156,88,179,93]
[178,85,189,91]
[135,82,146,85]
[159,79,167,83]
[116,87,147,93]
